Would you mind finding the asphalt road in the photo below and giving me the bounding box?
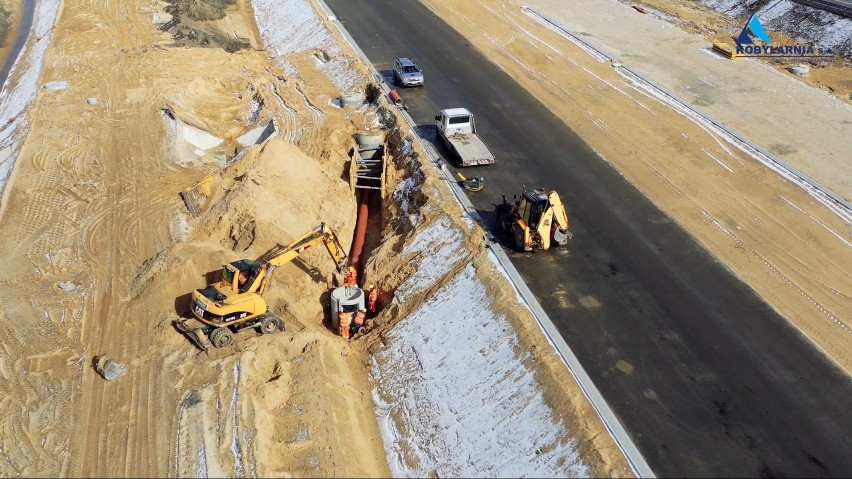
[326,1,852,477]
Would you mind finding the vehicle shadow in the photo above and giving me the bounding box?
[378,68,396,87]
[412,123,462,168]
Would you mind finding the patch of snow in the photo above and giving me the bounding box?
[42,80,68,90]
[247,97,262,124]
[401,138,414,156]
[251,0,333,55]
[317,48,366,97]
[229,360,244,476]
[170,211,191,242]
[393,217,465,303]
[197,438,208,478]
[393,176,420,224]
[252,0,366,96]
[372,263,590,478]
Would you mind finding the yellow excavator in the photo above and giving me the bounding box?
[495,187,572,251]
[175,223,347,350]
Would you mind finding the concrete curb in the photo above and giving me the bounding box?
[523,6,852,218]
[792,0,852,20]
[315,1,654,477]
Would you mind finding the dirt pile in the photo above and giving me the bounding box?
[158,0,251,52]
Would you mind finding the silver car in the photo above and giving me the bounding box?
[393,57,424,87]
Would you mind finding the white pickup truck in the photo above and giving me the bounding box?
[434,108,495,167]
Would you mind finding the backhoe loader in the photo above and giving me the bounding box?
[495,187,572,251]
[175,223,347,350]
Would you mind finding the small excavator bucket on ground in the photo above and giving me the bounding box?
[95,355,127,381]
[174,317,214,351]
[457,173,484,192]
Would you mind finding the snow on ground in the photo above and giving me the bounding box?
[701,0,852,57]
[371,261,589,478]
[251,0,366,95]
[0,0,61,198]
[392,216,466,304]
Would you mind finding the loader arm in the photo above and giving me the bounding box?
[548,191,570,233]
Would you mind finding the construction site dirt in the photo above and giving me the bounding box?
[0,0,848,478]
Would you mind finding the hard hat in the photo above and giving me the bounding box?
[367,284,374,289]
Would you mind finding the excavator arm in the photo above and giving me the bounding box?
[261,223,348,271]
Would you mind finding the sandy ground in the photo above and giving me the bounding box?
[0,0,849,477]
[0,0,389,476]
[0,1,19,54]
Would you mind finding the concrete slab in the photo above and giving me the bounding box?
[522,0,852,201]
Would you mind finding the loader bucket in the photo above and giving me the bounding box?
[174,317,214,351]
[96,355,127,381]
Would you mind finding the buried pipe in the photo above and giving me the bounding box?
[388,89,405,109]
[349,188,371,286]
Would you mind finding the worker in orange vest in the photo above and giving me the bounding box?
[342,266,357,287]
[338,309,353,339]
[367,285,379,313]
[353,308,367,336]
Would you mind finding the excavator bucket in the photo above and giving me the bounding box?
[457,173,484,192]
[95,355,127,381]
[174,317,213,351]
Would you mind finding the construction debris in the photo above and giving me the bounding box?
[94,355,128,381]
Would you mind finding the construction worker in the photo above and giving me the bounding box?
[352,308,367,336]
[367,284,379,313]
[338,309,353,339]
[342,266,357,287]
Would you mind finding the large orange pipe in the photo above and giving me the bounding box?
[349,188,370,286]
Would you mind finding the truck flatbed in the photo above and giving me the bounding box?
[435,107,496,167]
[444,133,495,166]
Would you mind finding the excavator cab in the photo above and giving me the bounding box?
[495,187,571,252]
[518,189,549,228]
[228,259,261,293]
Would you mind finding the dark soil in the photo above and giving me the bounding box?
[159,0,250,53]
[0,7,10,48]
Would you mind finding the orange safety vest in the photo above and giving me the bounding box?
[343,268,357,286]
[338,311,352,339]
[354,310,366,327]
[368,289,378,311]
